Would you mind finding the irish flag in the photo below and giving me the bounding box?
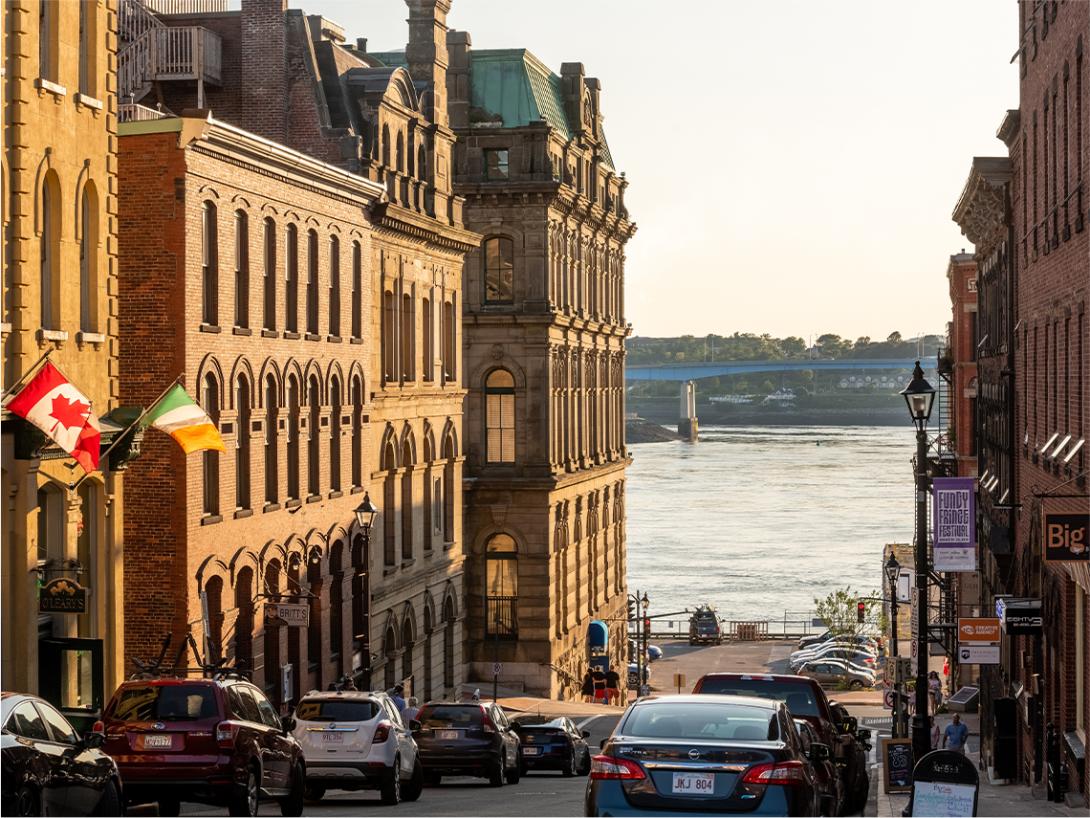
[5,362,101,473]
[143,384,225,454]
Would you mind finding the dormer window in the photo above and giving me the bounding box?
[484,149,509,181]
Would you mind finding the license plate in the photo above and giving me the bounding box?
[521,746,540,755]
[321,732,344,743]
[436,730,459,740]
[671,772,715,794]
[141,734,172,749]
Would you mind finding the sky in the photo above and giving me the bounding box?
[293,0,1018,340]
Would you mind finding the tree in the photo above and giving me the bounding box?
[887,331,902,343]
[813,585,884,636]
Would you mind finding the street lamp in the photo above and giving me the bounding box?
[640,592,649,612]
[900,361,935,760]
[353,493,379,689]
[354,493,379,530]
[884,552,902,738]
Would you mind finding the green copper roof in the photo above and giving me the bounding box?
[368,50,408,70]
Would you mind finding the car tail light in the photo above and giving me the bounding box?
[372,721,391,743]
[215,721,240,748]
[92,720,104,734]
[481,711,497,733]
[589,754,646,781]
[741,760,808,786]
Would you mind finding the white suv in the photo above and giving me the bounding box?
[292,690,422,806]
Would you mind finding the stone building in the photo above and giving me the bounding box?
[1,0,130,727]
[115,0,477,703]
[368,38,637,697]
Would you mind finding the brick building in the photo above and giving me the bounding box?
[2,0,132,725]
[946,251,979,479]
[116,0,479,704]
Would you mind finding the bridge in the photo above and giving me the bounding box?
[625,357,930,382]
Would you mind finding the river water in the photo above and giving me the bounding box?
[625,425,915,627]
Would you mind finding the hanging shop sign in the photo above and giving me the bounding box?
[932,477,977,572]
[998,598,1042,635]
[39,577,88,614]
[1042,512,1089,563]
[264,602,310,628]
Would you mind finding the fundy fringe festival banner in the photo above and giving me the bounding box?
[932,477,977,572]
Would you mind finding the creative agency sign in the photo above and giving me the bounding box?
[932,477,977,572]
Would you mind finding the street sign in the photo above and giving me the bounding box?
[910,639,918,675]
[958,616,1000,665]
[264,602,309,627]
[673,673,686,693]
[893,657,912,684]
[883,689,896,709]
[896,569,913,604]
[492,662,502,676]
[959,643,1000,664]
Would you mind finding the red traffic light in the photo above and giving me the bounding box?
[856,601,866,623]
[642,617,651,633]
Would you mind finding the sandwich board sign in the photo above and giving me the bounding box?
[907,749,979,816]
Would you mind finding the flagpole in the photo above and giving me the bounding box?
[0,348,54,402]
[68,374,185,491]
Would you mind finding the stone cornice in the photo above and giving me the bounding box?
[952,157,1012,247]
[372,201,481,254]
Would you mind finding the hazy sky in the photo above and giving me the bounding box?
[297,0,1017,339]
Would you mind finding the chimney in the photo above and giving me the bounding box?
[446,30,471,128]
[356,37,368,53]
[240,0,288,143]
[405,0,451,127]
[560,62,586,134]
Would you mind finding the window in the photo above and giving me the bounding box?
[422,297,433,381]
[264,376,278,504]
[307,376,321,497]
[202,375,220,516]
[79,183,99,333]
[262,218,276,330]
[400,293,414,380]
[236,378,251,510]
[485,533,517,638]
[285,225,298,333]
[383,290,396,383]
[330,377,341,492]
[79,1,96,97]
[306,229,319,335]
[202,202,218,325]
[286,376,300,501]
[39,0,57,82]
[6,702,49,741]
[484,149,509,181]
[329,543,343,664]
[483,237,514,303]
[485,369,515,463]
[381,125,391,167]
[351,377,363,487]
[36,703,78,744]
[351,242,362,340]
[401,441,414,561]
[442,298,456,382]
[329,235,340,337]
[383,443,397,566]
[234,210,249,328]
[442,597,455,689]
[40,172,60,329]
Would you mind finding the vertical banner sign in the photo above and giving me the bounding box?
[932,477,977,571]
[1042,511,1089,562]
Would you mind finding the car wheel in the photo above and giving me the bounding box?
[578,748,592,776]
[228,767,260,817]
[849,680,864,690]
[94,779,123,817]
[380,756,402,805]
[157,796,181,816]
[488,755,506,787]
[303,783,325,803]
[13,785,40,817]
[562,751,577,777]
[401,757,424,802]
[506,755,521,785]
[278,763,305,817]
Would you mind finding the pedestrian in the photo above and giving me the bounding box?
[605,667,621,706]
[580,669,594,703]
[388,684,406,713]
[591,667,608,703]
[930,720,941,751]
[942,712,969,754]
[403,696,420,722]
[928,671,942,713]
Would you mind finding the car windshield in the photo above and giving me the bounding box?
[295,699,380,722]
[111,684,218,722]
[696,679,820,718]
[621,702,777,741]
[418,705,482,728]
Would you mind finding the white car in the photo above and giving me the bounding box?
[292,690,423,805]
[790,642,878,668]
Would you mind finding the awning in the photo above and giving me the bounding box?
[587,620,608,650]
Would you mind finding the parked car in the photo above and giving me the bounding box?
[794,718,842,816]
[511,715,591,777]
[797,632,876,652]
[688,608,723,645]
[690,672,869,817]
[789,641,877,668]
[412,701,521,787]
[586,694,822,816]
[795,660,875,690]
[797,630,832,650]
[789,646,877,673]
[99,677,305,816]
[828,702,870,814]
[1,692,122,816]
[291,690,422,805]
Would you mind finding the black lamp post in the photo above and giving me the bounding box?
[884,552,902,738]
[353,493,378,689]
[899,361,936,761]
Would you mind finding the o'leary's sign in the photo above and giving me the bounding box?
[932,477,976,572]
[1043,512,1089,563]
[39,577,88,614]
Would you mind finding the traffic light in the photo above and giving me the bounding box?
[857,601,866,624]
[627,597,636,623]
[643,617,651,637]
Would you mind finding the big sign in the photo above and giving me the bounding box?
[1043,512,1089,563]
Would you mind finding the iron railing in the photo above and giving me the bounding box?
[485,596,518,639]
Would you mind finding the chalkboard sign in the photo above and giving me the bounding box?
[908,749,979,816]
[882,738,914,793]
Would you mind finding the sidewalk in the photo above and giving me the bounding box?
[875,711,1082,817]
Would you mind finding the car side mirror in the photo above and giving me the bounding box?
[856,728,872,742]
[599,738,608,750]
[582,729,591,738]
[810,742,831,761]
[409,719,421,732]
[280,715,296,734]
[841,716,858,733]
[79,732,106,751]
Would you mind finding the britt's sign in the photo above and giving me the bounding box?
[1043,512,1089,563]
[932,477,977,572]
[39,577,88,614]
[264,603,310,628]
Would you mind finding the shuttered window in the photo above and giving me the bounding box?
[485,369,515,463]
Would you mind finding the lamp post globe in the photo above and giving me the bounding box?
[640,592,650,611]
[354,493,378,531]
[899,361,936,431]
[884,552,900,590]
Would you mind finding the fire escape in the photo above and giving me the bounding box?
[118,0,224,121]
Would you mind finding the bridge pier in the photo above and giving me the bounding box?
[678,380,698,442]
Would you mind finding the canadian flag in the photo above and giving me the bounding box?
[6,362,101,473]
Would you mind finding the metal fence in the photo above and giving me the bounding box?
[646,611,826,641]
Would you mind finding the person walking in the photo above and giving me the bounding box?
[388,684,406,713]
[580,670,595,703]
[930,720,941,750]
[605,668,621,706]
[928,671,943,714]
[402,696,420,722]
[942,713,969,754]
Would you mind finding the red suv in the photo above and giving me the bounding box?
[98,677,305,816]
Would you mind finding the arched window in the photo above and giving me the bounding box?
[383,442,397,566]
[350,241,362,340]
[262,218,276,331]
[442,433,456,543]
[422,297,433,382]
[351,534,366,658]
[423,604,433,700]
[286,376,301,501]
[235,376,251,510]
[286,558,302,701]
[401,439,413,561]
[328,235,340,337]
[307,556,322,681]
[306,229,319,335]
[381,125,391,167]
[201,201,218,325]
[234,566,254,672]
[483,237,514,303]
[204,576,224,662]
[79,183,99,333]
[417,144,427,181]
[329,542,344,674]
[441,297,456,382]
[234,210,249,329]
[36,482,64,565]
[307,375,321,497]
[285,224,298,333]
[329,376,341,492]
[264,375,278,504]
[401,617,414,682]
[39,172,61,330]
[202,374,220,516]
[395,132,405,173]
[384,623,397,689]
[442,596,455,690]
[400,293,414,380]
[263,561,282,704]
[485,534,518,639]
[350,376,363,487]
[485,369,515,463]
[382,289,396,383]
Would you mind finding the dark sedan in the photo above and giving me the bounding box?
[1,692,122,816]
[512,716,591,776]
[413,701,521,787]
[585,694,821,816]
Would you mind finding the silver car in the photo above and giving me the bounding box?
[292,690,422,805]
[796,660,875,690]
